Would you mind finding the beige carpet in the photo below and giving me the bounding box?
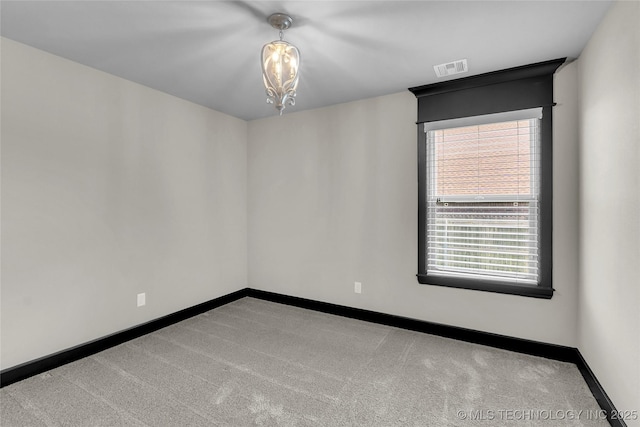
[0,297,608,426]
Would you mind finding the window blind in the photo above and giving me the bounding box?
[425,110,541,284]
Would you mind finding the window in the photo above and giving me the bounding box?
[426,109,541,285]
[409,59,565,298]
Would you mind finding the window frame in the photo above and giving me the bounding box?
[409,59,565,299]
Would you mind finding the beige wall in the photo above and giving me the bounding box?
[578,1,640,424]
[248,61,580,346]
[1,38,248,370]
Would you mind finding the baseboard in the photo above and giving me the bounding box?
[0,288,249,388]
[246,288,626,427]
[246,289,576,360]
[1,287,626,427]
[573,350,628,427]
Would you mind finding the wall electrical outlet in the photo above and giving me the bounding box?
[354,282,362,294]
[137,293,146,307]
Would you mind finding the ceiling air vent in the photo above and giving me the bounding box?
[434,59,468,78]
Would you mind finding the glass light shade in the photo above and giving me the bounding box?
[261,40,300,115]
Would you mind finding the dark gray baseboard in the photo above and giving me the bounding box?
[0,287,625,427]
[246,289,625,427]
[0,288,249,388]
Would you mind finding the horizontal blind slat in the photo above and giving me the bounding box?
[428,247,539,258]
[427,262,538,276]
[428,243,539,252]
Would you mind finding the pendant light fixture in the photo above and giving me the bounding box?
[261,13,300,115]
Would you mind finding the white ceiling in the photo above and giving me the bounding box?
[1,1,612,121]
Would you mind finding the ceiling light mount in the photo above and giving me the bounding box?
[267,13,293,32]
[261,13,300,115]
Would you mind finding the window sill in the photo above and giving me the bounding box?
[416,274,553,299]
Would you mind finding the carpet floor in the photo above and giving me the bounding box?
[1,297,608,426]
